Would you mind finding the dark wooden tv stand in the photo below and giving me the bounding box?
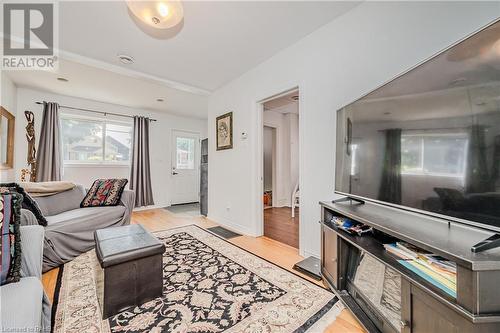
[320,200,500,333]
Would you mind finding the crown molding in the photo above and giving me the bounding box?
[2,34,212,96]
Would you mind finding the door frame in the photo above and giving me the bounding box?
[170,129,201,206]
[256,86,300,252]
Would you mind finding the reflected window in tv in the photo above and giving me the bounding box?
[401,132,468,178]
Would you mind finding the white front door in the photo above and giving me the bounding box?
[171,130,200,205]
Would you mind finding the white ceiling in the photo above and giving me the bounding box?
[5,1,360,119]
[5,58,209,118]
[56,1,359,91]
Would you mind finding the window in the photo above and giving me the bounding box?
[176,137,195,170]
[61,115,132,164]
[350,144,358,176]
[401,133,468,177]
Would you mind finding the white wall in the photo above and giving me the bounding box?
[263,126,273,192]
[207,1,500,257]
[0,73,17,181]
[288,112,299,196]
[264,110,288,206]
[13,87,207,208]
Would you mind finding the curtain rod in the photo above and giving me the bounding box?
[35,101,157,122]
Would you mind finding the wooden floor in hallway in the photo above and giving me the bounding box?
[42,208,365,333]
[264,206,299,248]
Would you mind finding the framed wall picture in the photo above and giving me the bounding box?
[0,106,15,170]
[216,112,233,151]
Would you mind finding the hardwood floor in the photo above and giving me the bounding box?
[42,208,365,333]
[264,207,299,248]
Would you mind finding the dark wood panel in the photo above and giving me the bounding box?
[411,282,467,333]
[322,225,338,288]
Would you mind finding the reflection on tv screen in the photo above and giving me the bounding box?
[335,21,500,230]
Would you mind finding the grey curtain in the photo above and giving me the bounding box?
[466,125,493,193]
[130,116,154,207]
[36,102,62,182]
[378,129,402,204]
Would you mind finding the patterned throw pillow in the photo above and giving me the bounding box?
[80,179,128,208]
[0,192,22,285]
[0,183,47,227]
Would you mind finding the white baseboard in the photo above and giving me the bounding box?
[276,198,290,207]
[133,204,164,212]
[303,249,320,259]
[206,214,257,237]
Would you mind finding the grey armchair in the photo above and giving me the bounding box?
[1,225,51,332]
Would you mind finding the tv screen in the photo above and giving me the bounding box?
[335,20,500,231]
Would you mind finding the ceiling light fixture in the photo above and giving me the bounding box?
[126,1,184,29]
[118,54,134,65]
[57,77,68,82]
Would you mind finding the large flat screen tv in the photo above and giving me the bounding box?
[335,20,500,231]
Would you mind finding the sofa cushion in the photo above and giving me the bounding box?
[20,209,39,226]
[45,205,126,226]
[0,277,43,331]
[81,179,128,208]
[35,185,86,217]
[0,192,22,286]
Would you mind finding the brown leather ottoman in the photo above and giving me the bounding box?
[94,224,165,319]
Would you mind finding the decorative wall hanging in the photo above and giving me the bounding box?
[216,112,233,151]
[20,169,30,182]
[25,110,37,181]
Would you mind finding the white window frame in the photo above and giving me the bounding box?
[401,132,468,178]
[61,113,133,167]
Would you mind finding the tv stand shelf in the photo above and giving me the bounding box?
[323,220,458,304]
[322,201,500,270]
[320,200,500,333]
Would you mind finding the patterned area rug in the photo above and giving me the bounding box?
[52,225,342,333]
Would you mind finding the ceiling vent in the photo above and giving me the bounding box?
[118,54,134,65]
[449,77,467,86]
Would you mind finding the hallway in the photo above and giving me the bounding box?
[264,207,299,248]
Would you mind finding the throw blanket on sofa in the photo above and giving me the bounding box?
[20,181,76,197]
[20,185,136,272]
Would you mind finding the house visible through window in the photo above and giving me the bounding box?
[401,133,468,177]
[61,115,132,164]
[176,137,195,170]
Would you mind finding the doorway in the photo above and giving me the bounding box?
[170,130,201,206]
[261,89,300,249]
